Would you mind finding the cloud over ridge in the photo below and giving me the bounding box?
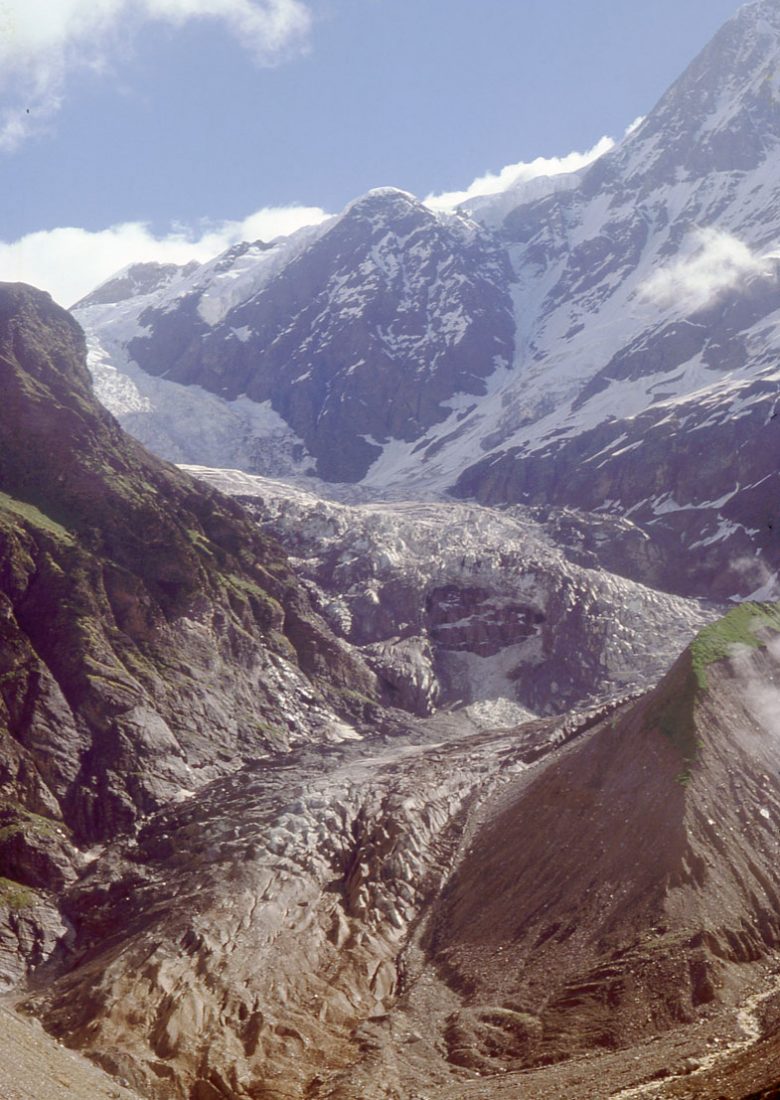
[423,117,645,217]
[0,204,331,307]
[424,135,622,214]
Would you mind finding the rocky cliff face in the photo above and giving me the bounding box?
[6,292,780,1098]
[0,283,377,987]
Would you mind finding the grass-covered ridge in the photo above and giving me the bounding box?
[0,491,74,544]
[645,657,700,767]
[0,803,67,844]
[691,601,780,689]
[645,601,780,771]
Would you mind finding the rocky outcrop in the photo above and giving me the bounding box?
[0,283,378,986]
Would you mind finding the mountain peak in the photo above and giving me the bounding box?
[342,186,427,223]
[73,259,201,310]
[609,0,780,185]
[350,185,419,205]
[738,0,780,27]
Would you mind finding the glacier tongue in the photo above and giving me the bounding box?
[186,465,715,718]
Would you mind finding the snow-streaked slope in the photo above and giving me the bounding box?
[74,259,202,309]
[75,1,780,597]
[357,1,780,492]
[87,328,314,477]
[77,192,514,483]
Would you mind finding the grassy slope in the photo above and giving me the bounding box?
[645,601,780,770]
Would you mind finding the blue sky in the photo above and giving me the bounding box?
[0,0,743,303]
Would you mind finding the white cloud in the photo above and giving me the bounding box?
[424,138,612,215]
[729,636,780,740]
[0,0,312,149]
[424,117,645,216]
[624,115,645,137]
[640,228,779,313]
[0,204,330,307]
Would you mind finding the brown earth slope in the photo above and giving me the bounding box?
[16,607,780,1100]
[320,605,780,1099]
[0,1000,142,1100]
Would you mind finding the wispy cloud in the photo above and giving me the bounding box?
[424,137,615,214]
[0,204,330,307]
[640,228,779,313]
[0,0,312,150]
[423,119,645,215]
[729,635,780,740]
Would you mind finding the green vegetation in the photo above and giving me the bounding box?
[223,572,284,621]
[0,491,74,544]
[0,804,68,844]
[647,601,780,769]
[186,527,215,557]
[224,572,275,600]
[646,658,700,764]
[103,470,159,506]
[691,601,780,689]
[0,877,38,910]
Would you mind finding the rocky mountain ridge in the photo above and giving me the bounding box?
[4,283,780,1097]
